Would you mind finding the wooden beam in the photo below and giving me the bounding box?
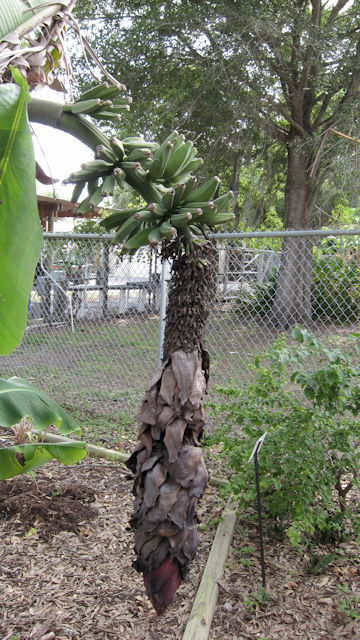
[182,502,237,640]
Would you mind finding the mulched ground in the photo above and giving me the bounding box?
[0,457,359,640]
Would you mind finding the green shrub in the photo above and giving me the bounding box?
[311,256,360,323]
[208,328,360,547]
[235,253,360,323]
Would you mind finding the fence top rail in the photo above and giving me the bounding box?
[43,232,115,240]
[211,228,360,240]
[43,228,360,241]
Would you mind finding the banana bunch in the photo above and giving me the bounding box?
[65,134,161,213]
[149,131,204,185]
[65,115,234,243]
[100,175,234,254]
[63,82,133,122]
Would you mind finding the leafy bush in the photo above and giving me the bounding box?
[311,256,360,323]
[208,328,360,547]
[235,270,277,317]
[235,252,360,323]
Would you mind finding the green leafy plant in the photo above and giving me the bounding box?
[337,583,360,621]
[243,586,275,613]
[235,247,360,324]
[208,328,360,547]
[0,69,42,354]
[0,376,86,480]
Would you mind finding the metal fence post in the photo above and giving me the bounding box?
[157,259,169,367]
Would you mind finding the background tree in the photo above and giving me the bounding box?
[74,0,360,325]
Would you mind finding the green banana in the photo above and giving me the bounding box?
[123,227,151,251]
[101,174,116,196]
[101,99,113,109]
[212,190,234,212]
[121,161,141,171]
[68,169,103,183]
[113,96,133,106]
[204,213,235,226]
[148,227,162,246]
[95,84,127,100]
[178,157,204,176]
[126,148,152,162]
[83,159,114,172]
[161,188,175,210]
[148,202,166,216]
[95,144,117,162]
[100,208,139,230]
[78,82,126,102]
[71,181,86,203]
[179,201,216,216]
[91,112,123,121]
[122,136,157,151]
[63,98,103,115]
[168,133,186,155]
[87,178,99,194]
[113,167,126,186]
[134,209,155,221]
[164,140,195,180]
[113,216,141,243]
[149,141,173,180]
[190,207,203,218]
[168,171,194,185]
[172,182,186,208]
[76,195,91,214]
[181,176,197,201]
[189,224,203,236]
[78,83,110,101]
[109,137,125,160]
[170,212,193,227]
[159,220,177,239]
[183,176,221,204]
[89,186,105,209]
[135,167,150,181]
[107,104,132,114]
[191,235,206,247]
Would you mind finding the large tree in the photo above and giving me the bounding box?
[74,0,360,325]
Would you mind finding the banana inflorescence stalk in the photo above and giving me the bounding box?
[61,83,235,615]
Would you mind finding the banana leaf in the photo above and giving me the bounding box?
[0,0,65,41]
[0,376,86,480]
[0,70,43,354]
[0,376,80,436]
[0,441,87,480]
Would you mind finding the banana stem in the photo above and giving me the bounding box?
[28,98,109,150]
[28,98,162,204]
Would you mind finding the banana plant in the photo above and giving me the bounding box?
[0,2,87,479]
[1,0,235,614]
[45,87,234,614]
[0,376,86,480]
[0,69,42,355]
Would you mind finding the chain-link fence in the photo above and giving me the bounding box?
[1,229,359,427]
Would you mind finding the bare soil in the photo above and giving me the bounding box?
[0,457,359,640]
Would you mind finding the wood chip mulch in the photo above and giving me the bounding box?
[0,459,359,640]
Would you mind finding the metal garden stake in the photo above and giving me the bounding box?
[248,432,268,588]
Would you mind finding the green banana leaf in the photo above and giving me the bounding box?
[0,70,43,354]
[0,0,62,41]
[0,376,86,480]
[0,441,87,480]
[0,376,81,436]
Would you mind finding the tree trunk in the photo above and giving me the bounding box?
[126,240,215,614]
[268,140,314,328]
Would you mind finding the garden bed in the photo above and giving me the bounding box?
[0,457,358,640]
